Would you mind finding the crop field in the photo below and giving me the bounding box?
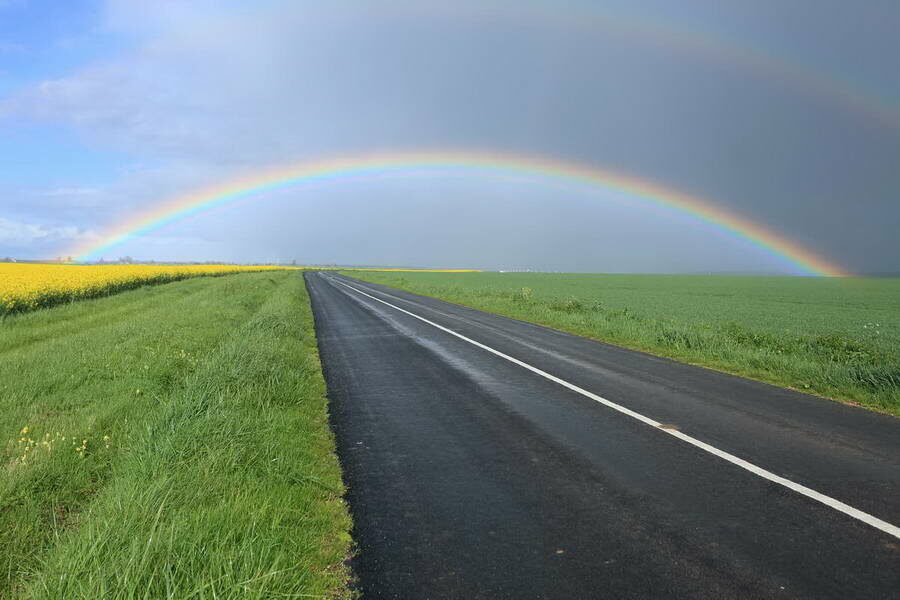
[347,271,900,415]
[0,263,300,315]
[0,271,351,598]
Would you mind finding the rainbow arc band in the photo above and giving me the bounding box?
[70,151,849,277]
[478,1,899,131]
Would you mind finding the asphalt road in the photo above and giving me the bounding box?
[305,271,900,599]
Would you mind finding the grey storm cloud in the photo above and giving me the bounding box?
[4,0,899,272]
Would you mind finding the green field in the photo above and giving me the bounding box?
[346,271,900,415]
[0,271,351,599]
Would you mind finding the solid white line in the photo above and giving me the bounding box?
[327,275,900,540]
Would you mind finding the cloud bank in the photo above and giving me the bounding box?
[2,1,898,272]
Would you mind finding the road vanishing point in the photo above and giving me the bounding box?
[306,272,899,600]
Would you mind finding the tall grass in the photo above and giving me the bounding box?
[1,271,351,599]
[346,272,900,415]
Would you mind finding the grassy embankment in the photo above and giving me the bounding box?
[346,271,900,416]
[0,271,352,599]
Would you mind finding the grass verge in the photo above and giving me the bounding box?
[344,271,899,416]
[1,271,352,599]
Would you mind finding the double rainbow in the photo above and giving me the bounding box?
[471,1,900,131]
[70,151,849,277]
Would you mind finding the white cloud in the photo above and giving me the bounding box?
[0,217,97,246]
[4,2,518,164]
[40,186,101,197]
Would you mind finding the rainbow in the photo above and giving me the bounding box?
[562,8,899,132]
[70,151,849,276]
[409,2,899,131]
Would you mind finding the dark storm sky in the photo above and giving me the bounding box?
[1,0,898,273]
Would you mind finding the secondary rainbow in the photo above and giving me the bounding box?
[417,2,899,131]
[70,151,849,276]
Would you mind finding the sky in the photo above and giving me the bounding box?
[1,0,898,273]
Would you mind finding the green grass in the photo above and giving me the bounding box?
[0,271,352,599]
[345,271,900,416]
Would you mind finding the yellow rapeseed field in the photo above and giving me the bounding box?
[0,263,297,314]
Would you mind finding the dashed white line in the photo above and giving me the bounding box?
[327,275,900,540]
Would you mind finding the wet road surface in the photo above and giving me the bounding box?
[306,271,899,599]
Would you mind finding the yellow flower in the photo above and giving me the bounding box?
[0,263,298,315]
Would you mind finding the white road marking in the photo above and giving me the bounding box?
[326,275,900,540]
